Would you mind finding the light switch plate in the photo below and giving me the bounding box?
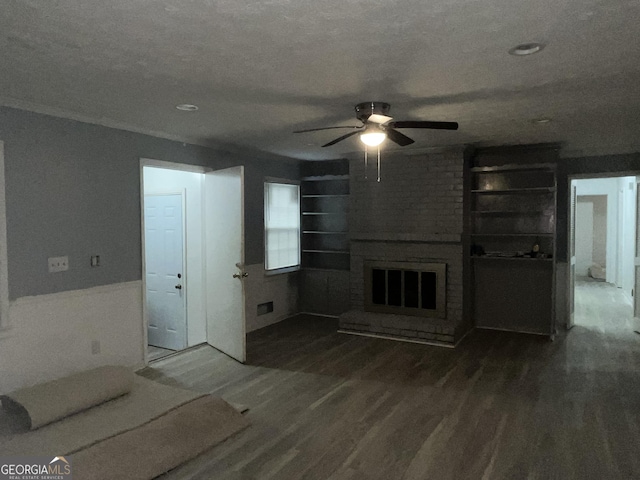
[48,256,69,273]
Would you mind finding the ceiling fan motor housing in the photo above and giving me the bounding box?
[355,102,391,122]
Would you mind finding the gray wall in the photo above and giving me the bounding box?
[557,152,640,262]
[0,107,300,299]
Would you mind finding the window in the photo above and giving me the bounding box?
[264,181,300,271]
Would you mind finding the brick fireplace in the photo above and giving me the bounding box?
[339,148,470,346]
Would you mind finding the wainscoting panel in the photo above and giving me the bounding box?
[0,281,143,394]
[244,263,299,333]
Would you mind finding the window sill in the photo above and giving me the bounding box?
[264,265,300,277]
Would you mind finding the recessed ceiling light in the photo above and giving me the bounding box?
[509,43,545,56]
[176,104,198,111]
[532,118,552,124]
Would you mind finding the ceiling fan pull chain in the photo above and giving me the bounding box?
[364,146,368,179]
[377,146,381,182]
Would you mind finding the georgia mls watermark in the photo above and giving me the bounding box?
[0,456,72,480]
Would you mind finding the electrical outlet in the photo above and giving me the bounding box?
[91,340,101,355]
[48,256,69,273]
[90,255,100,267]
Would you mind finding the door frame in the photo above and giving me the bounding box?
[635,177,640,333]
[140,159,209,365]
[0,141,9,332]
[566,171,640,330]
[567,182,577,329]
[143,190,188,350]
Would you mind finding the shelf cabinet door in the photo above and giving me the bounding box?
[473,259,553,334]
[302,251,350,270]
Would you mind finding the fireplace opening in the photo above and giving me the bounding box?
[365,261,446,318]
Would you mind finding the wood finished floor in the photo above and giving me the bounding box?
[574,279,634,332]
[140,289,640,480]
[148,345,176,362]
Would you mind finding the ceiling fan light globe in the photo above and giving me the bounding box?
[360,132,386,147]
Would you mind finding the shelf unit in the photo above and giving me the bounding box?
[470,233,554,237]
[298,160,351,317]
[471,187,555,194]
[469,146,558,336]
[470,163,556,173]
[300,169,350,271]
[471,256,553,262]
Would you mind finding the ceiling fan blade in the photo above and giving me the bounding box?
[367,114,393,125]
[322,131,360,147]
[388,120,459,130]
[385,128,415,147]
[293,125,363,133]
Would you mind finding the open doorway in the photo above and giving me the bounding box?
[143,165,206,361]
[568,176,638,335]
[140,160,247,364]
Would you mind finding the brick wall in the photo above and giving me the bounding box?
[350,149,464,240]
[340,148,467,345]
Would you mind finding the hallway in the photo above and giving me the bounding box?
[574,279,635,335]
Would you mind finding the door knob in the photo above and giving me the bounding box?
[233,272,249,279]
[175,284,182,290]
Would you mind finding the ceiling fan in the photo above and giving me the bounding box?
[294,102,459,148]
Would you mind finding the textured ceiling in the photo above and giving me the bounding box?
[1,0,640,160]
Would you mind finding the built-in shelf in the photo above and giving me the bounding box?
[301,175,350,181]
[471,256,553,262]
[301,267,350,272]
[470,145,558,337]
[301,164,350,271]
[302,249,350,254]
[470,163,556,173]
[302,212,341,216]
[471,187,555,194]
[302,194,349,198]
[471,210,553,215]
[470,233,554,237]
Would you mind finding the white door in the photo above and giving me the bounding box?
[204,166,246,362]
[144,193,187,350]
[567,183,577,329]
[575,201,594,277]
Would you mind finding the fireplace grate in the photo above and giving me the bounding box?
[365,262,446,318]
